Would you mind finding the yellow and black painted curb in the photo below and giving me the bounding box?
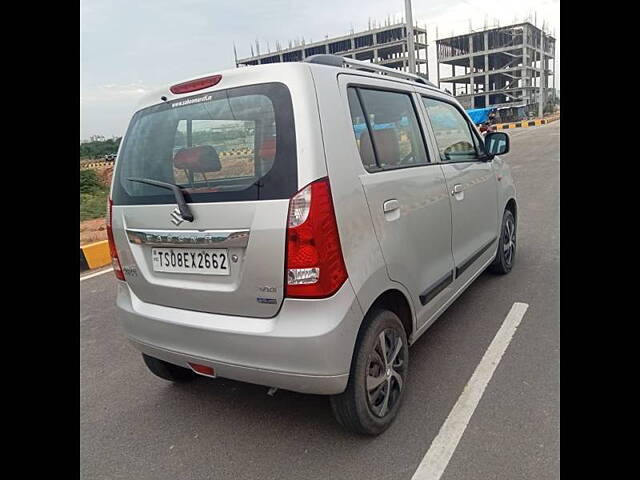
[80,240,111,272]
[219,147,253,158]
[80,161,112,170]
[495,115,560,130]
[81,149,254,171]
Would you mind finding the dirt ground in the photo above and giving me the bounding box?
[80,165,113,246]
[80,218,107,245]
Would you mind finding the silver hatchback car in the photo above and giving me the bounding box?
[108,55,517,435]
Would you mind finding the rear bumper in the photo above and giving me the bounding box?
[116,281,363,395]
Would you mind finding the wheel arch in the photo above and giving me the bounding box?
[360,288,414,342]
[505,197,518,224]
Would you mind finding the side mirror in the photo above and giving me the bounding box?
[484,131,510,157]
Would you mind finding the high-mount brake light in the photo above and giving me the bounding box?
[169,74,222,94]
[106,197,125,281]
[285,178,348,298]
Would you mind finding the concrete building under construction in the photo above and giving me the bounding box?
[236,21,429,78]
[436,22,556,111]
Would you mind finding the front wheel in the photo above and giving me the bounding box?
[330,309,408,435]
[490,209,516,274]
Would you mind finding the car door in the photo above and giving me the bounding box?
[344,80,455,328]
[420,96,499,282]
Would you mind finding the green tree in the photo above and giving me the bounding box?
[80,137,122,160]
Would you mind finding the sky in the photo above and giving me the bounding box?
[80,0,559,140]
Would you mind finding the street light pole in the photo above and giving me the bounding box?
[404,0,416,74]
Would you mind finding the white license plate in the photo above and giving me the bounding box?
[151,248,230,275]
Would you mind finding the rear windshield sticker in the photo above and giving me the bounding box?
[171,94,213,108]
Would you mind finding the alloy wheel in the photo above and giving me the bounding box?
[503,216,516,266]
[365,328,406,418]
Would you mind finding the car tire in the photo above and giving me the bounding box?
[489,209,516,274]
[330,309,408,436]
[142,354,197,382]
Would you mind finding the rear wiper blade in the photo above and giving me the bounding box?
[127,177,194,222]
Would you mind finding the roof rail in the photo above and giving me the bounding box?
[304,54,438,89]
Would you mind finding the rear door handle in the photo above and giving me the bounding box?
[383,199,400,213]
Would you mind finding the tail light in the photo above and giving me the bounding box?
[106,197,125,281]
[285,178,348,298]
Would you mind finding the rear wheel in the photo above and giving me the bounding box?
[142,354,197,382]
[330,309,408,435]
[490,209,516,274]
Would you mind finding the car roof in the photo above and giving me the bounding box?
[135,61,450,112]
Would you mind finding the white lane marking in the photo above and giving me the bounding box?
[80,267,114,282]
[411,302,529,480]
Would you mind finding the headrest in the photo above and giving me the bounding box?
[361,128,400,167]
[358,131,377,170]
[259,137,277,159]
[173,145,221,172]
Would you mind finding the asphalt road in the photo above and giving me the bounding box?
[80,120,560,480]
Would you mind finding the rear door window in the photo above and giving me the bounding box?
[112,82,296,205]
[347,87,429,172]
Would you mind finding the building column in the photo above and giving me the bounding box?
[521,41,528,103]
[552,54,556,101]
[402,43,407,72]
[484,32,489,107]
[539,53,546,118]
[423,26,429,79]
[469,35,475,98]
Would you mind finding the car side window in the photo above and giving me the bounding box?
[347,87,429,172]
[422,97,481,162]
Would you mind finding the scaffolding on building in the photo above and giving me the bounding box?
[436,22,556,116]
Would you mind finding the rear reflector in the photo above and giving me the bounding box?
[285,178,348,298]
[106,197,125,281]
[170,74,222,94]
[189,363,215,377]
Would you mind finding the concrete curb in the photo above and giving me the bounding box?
[80,240,111,272]
[495,115,560,130]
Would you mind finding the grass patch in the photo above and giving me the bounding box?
[80,190,109,221]
[80,170,109,221]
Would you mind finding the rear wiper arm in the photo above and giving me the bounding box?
[127,177,194,222]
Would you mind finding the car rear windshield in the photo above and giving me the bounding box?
[111,82,297,205]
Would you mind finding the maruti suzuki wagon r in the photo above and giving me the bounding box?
[108,54,517,435]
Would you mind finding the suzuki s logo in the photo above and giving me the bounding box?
[170,207,185,226]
